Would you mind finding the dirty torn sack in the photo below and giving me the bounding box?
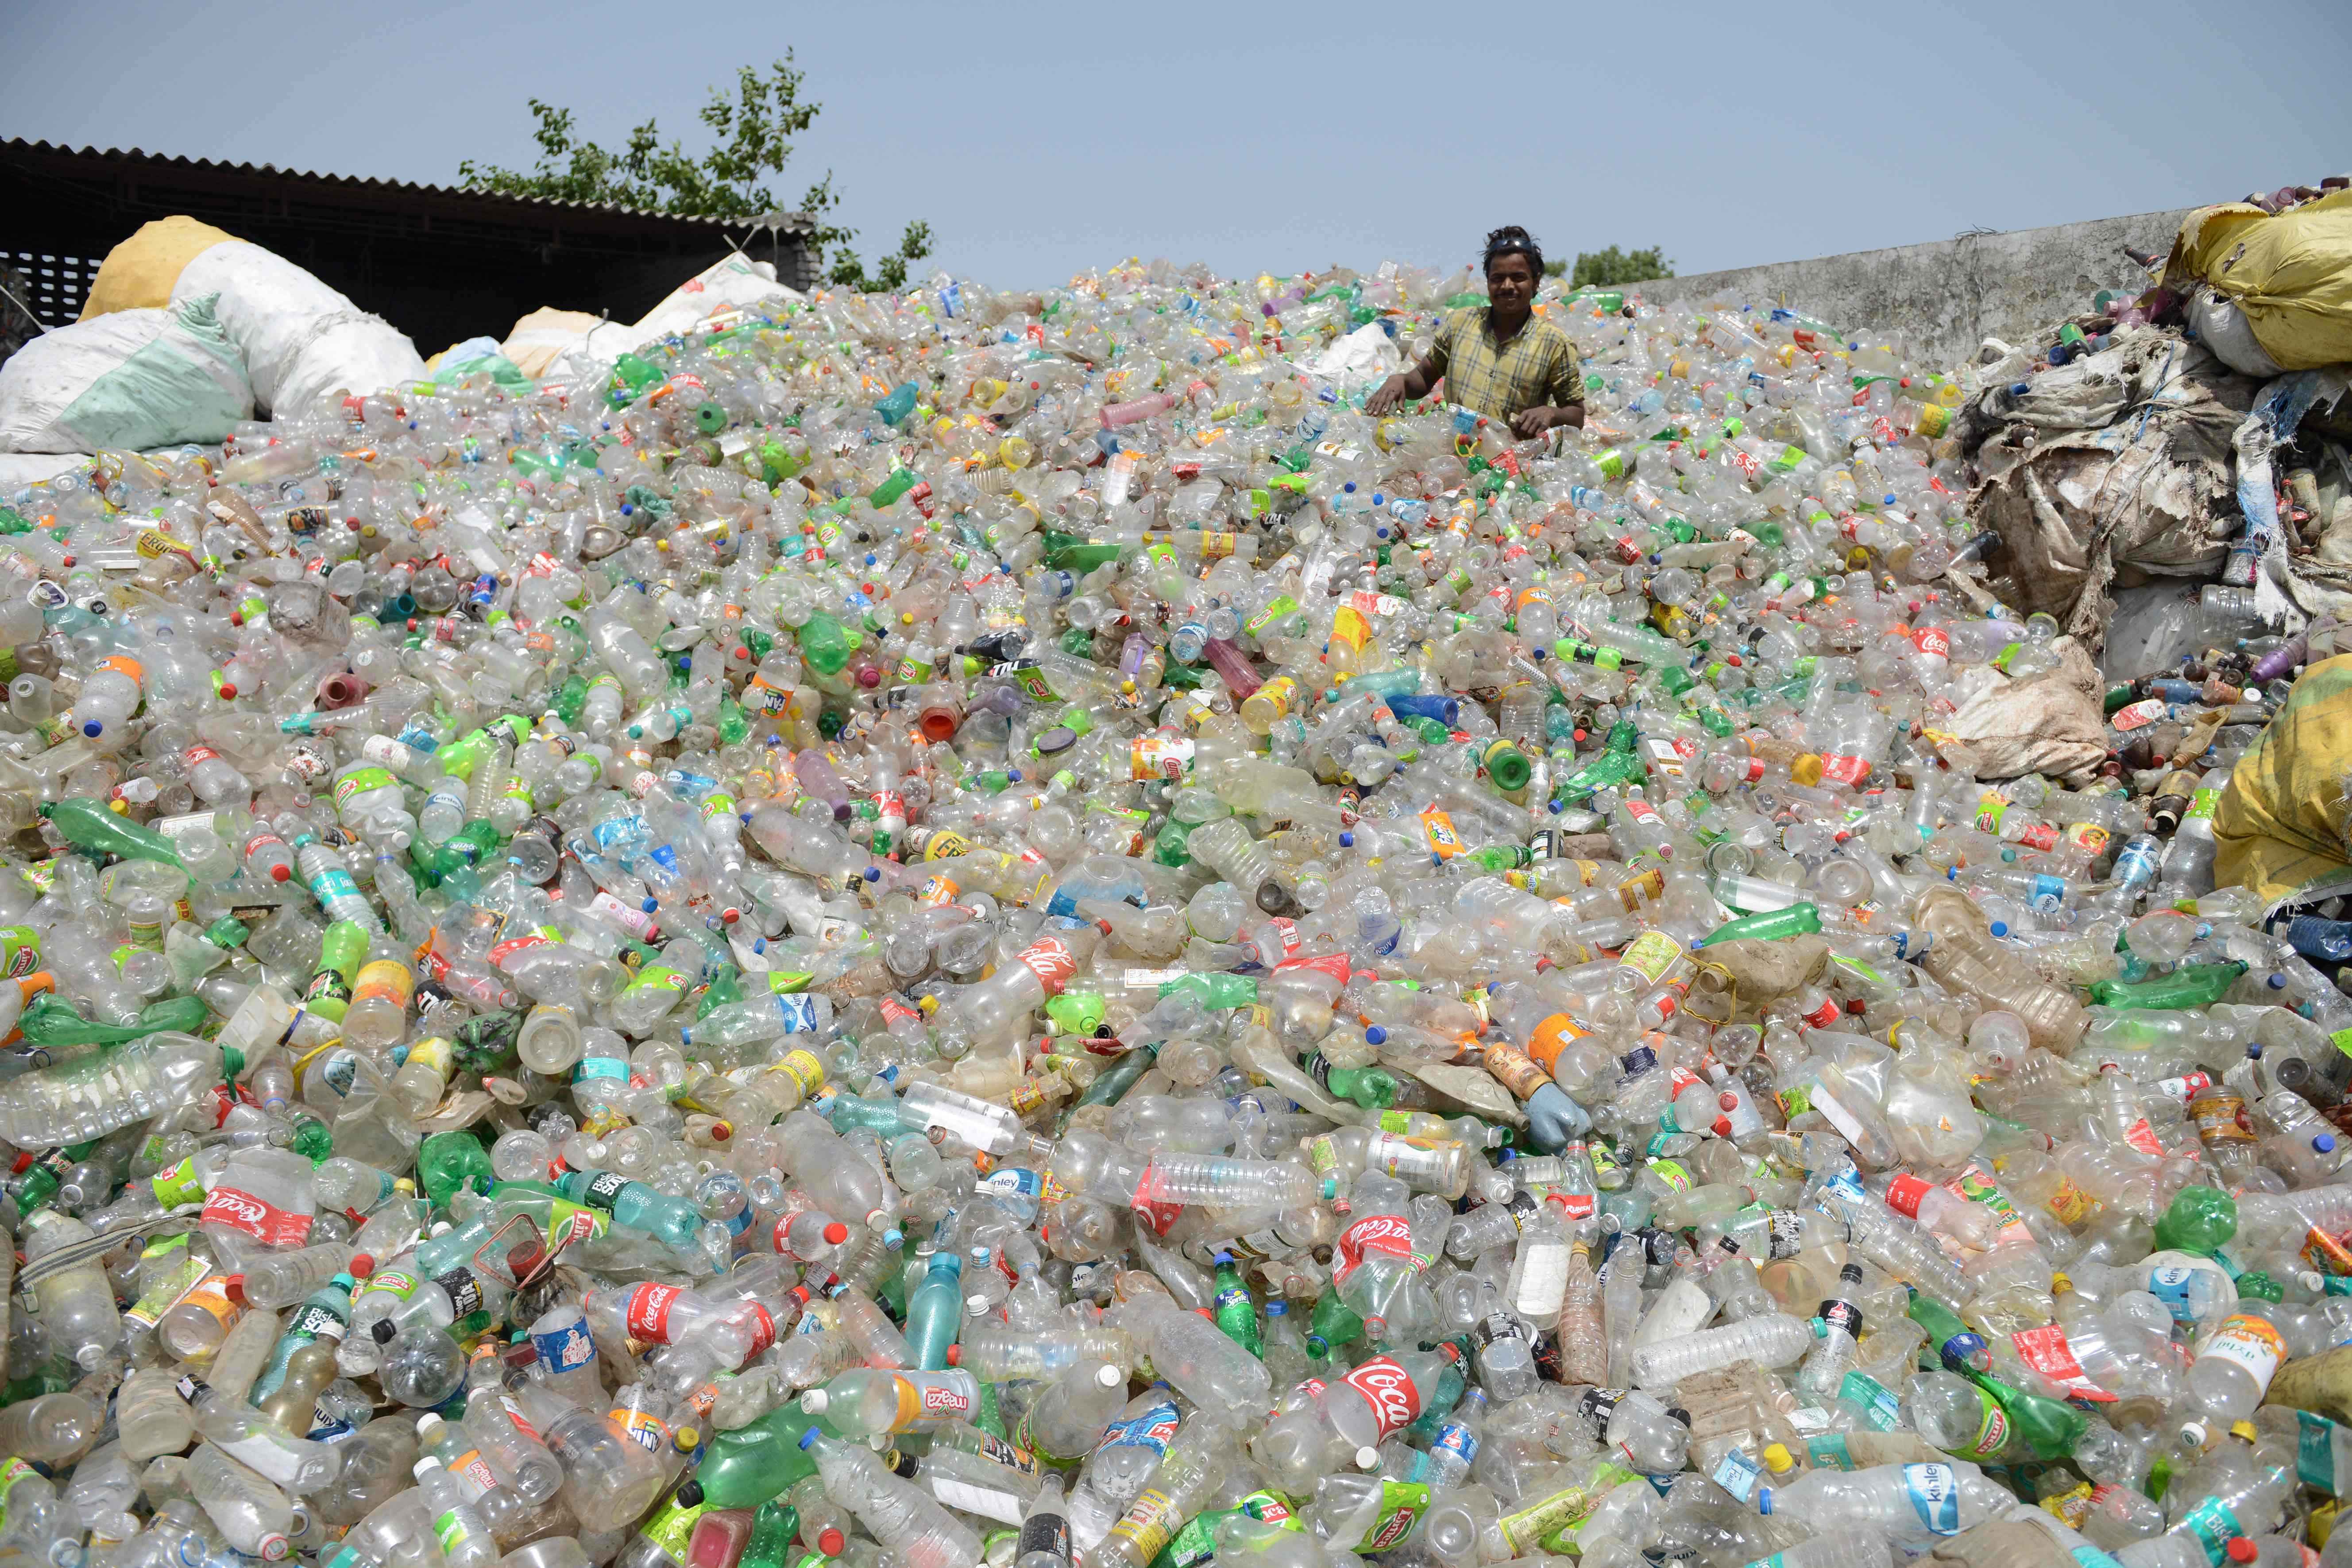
[1962,327,2259,647]
[1928,633,2111,784]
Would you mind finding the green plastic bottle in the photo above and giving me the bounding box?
[2088,962,2247,1010]
[1974,1368,2089,1459]
[1058,1040,1159,1130]
[1305,1288,1363,1359]
[39,799,182,867]
[795,613,854,677]
[1315,1058,1398,1110]
[17,993,209,1048]
[1212,1253,1262,1358]
[866,467,918,510]
[417,1131,495,1207]
[2153,1186,2238,1255]
[1158,973,1259,1011]
[739,1503,799,1568]
[1699,904,1822,946]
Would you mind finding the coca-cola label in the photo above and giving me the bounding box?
[200,1184,313,1247]
[1014,935,1078,996]
[1128,1162,1185,1236]
[626,1282,681,1341]
[739,1304,776,1363]
[1342,1356,1424,1440]
[1333,1212,1415,1284]
[1912,626,1950,659]
[1884,1173,1933,1219]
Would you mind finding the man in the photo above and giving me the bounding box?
[1367,225,1586,438]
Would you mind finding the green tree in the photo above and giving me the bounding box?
[458,56,933,293]
[1551,245,1675,287]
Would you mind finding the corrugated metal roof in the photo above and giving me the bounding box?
[0,138,815,232]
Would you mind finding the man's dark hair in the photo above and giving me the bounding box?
[1483,225,1545,280]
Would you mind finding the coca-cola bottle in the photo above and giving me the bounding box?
[1330,1171,1422,1341]
[1324,1342,1462,1454]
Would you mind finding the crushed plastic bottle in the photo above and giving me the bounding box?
[0,246,2345,1568]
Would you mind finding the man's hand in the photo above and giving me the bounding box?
[1366,374,1410,417]
[1511,404,1585,438]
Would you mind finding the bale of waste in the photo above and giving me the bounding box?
[76,215,238,320]
[544,255,801,389]
[1960,328,2257,644]
[72,215,428,417]
[171,240,426,416]
[1932,633,2110,784]
[2212,651,2352,911]
[0,294,251,453]
[502,308,605,378]
[2167,189,2352,372]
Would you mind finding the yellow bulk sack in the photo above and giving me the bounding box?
[79,216,239,321]
[2167,191,2352,372]
[2213,653,2352,909]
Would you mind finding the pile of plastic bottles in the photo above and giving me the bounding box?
[1,252,2349,1568]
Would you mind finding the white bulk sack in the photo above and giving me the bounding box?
[0,294,252,454]
[171,240,426,415]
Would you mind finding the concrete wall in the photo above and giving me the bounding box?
[1610,208,2197,371]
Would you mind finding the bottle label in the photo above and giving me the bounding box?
[201,1183,315,1247]
[332,766,398,811]
[1765,1211,1807,1259]
[2199,1313,2285,1388]
[579,1170,632,1210]
[1333,1212,1416,1286]
[1097,1398,1181,1460]
[1016,1509,1070,1564]
[1956,1387,2009,1459]
[1902,1463,1960,1535]
[624,1281,682,1341]
[434,1267,486,1320]
[352,958,414,1012]
[1806,1432,1855,1471]
[1432,1418,1479,1474]
[1341,1355,1426,1440]
[1013,935,1078,996]
[2180,1497,2242,1565]
[1710,1448,1761,1502]
[2146,1267,2202,1321]
[1618,929,1682,985]
[1108,1488,1180,1563]
[1349,1481,1431,1552]
[2299,1410,2345,1495]
[1130,734,1195,780]
[531,1311,597,1375]
[1840,1371,1902,1432]
[2012,1325,2115,1402]
[150,1155,210,1209]
[610,1406,673,1452]
[1883,1172,1933,1218]
[2192,1090,2255,1146]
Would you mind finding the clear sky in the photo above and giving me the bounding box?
[6,0,2348,291]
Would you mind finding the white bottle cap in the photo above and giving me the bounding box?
[1096,1365,1123,1389]
[413,1456,443,1479]
[259,1536,290,1561]
[801,1389,830,1414]
[1356,1447,1380,1470]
